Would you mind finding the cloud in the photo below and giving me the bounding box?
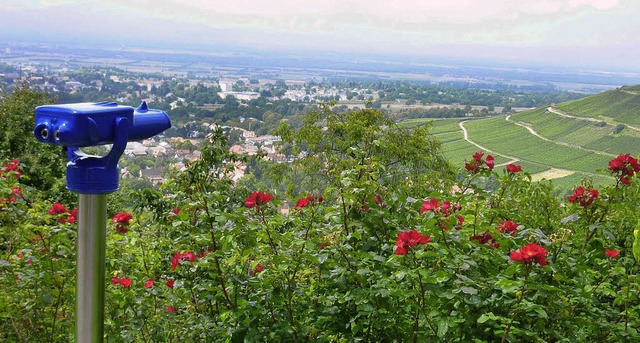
[1,0,638,68]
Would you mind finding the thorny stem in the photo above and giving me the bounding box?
[289,209,315,283]
[437,220,451,249]
[489,175,511,226]
[138,227,151,275]
[624,267,632,335]
[501,266,530,343]
[412,307,419,343]
[415,270,438,337]
[186,268,201,314]
[49,277,67,342]
[335,245,363,288]
[581,201,610,252]
[260,208,279,255]
[339,183,350,235]
[199,189,234,309]
[589,259,613,296]
[455,176,476,204]
[473,201,480,236]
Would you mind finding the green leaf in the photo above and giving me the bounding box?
[437,319,449,337]
[633,220,640,263]
[495,278,523,294]
[534,307,548,319]
[477,312,496,324]
[461,286,478,295]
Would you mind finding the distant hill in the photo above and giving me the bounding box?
[422,85,640,193]
[556,85,640,126]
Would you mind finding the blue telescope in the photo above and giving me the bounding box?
[34,101,171,194]
[34,101,170,342]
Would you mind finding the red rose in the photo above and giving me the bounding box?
[497,220,518,236]
[605,248,619,259]
[395,230,430,255]
[48,203,68,215]
[67,208,78,224]
[111,277,133,287]
[249,264,265,275]
[608,153,640,185]
[485,155,495,169]
[568,186,599,207]
[420,198,440,214]
[510,243,548,266]
[112,212,133,225]
[245,191,273,209]
[506,164,522,173]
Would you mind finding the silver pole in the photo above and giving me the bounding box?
[76,193,108,343]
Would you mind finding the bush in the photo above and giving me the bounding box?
[1,139,640,342]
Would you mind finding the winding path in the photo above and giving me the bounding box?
[547,106,640,133]
[458,120,520,166]
[505,114,616,158]
[456,106,630,180]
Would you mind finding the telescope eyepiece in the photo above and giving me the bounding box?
[40,127,49,140]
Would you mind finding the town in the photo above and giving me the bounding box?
[0,47,591,188]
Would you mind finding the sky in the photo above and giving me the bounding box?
[2,0,639,70]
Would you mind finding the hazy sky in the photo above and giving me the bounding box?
[2,0,639,69]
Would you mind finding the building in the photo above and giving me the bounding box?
[217,91,260,101]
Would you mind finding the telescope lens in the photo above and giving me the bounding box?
[40,128,49,140]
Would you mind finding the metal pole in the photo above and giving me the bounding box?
[76,193,108,343]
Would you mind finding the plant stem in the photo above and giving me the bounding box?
[438,222,450,249]
[501,267,529,343]
[200,194,234,308]
[260,208,279,255]
[489,179,510,226]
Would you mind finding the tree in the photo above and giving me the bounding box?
[274,104,454,200]
[0,83,70,200]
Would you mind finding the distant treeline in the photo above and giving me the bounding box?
[324,80,585,108]
[1,66,589,136]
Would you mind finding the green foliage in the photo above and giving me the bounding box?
[0,165,76,342]
[274,104,454,198]
[0,83,70,201]
[2,118,640,342]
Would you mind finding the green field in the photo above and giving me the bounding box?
[402,88,640,193]
[557,86,640,126]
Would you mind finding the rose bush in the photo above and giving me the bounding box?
[2,132,640,342]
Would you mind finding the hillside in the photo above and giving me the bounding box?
[417,85,640,192]
[556,85,640,126]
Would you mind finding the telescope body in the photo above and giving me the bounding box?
[34,101,170,147]
[34,101,171,194]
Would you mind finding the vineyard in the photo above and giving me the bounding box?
[408,87,640,194]
[557,86,640,126]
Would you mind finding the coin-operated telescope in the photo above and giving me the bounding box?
[34,101,170,343]
[34,101,171,193]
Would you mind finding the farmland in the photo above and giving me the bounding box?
[407,86,640,193]
[556,85,640,126]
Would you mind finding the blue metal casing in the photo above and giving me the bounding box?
[34,102,134,147]
[34,101,171,194]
